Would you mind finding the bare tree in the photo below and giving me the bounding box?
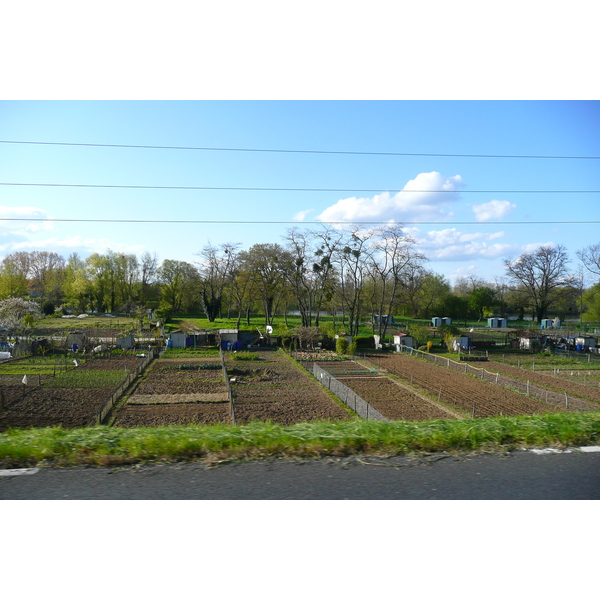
[140,251,159,306]
[238,243,291,327]
[195,242,240,322]
[504,244,574,323]
[366,225,425,338]
[577,243,600,281]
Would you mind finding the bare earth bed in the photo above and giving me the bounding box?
[487,360,600,403]
[226,351,350,425]
[339,376,458,421]
[113,403,231,427]
[377,354,561,418]
[0,386,114,430]
[112,357,232,427]
[127,393,228,404]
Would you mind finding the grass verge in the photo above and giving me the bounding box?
[1,412,599,468]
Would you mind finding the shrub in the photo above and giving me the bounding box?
[335,337,349,355]
[41,301,55,316]
[353,335,375,349]
[348,341,357,355]
[232,352,259,361]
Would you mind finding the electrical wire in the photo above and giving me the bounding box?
[0,182,598,193]
[0,218,597,225]
[1,140,599,160]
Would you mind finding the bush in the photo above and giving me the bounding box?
[41,301,55,316]
[232,352,259,361]
[335,337,349,355]
[348,341,357,355]
[418,345,429,352]
[354,335,375,349]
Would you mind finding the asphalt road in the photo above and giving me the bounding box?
[2,448,599,499]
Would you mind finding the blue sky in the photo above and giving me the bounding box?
[1,100,598,286]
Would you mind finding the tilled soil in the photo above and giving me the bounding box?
[336,377,458,421]
[112,358,232,426]
[377,354,561,418]
[134,368,226,395]
[113,403,231,427]
[78,356,145,371]
[0,386,113,430]
[487,360,600,404]
[226,352,350,425]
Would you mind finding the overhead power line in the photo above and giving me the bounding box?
[0,217,597,225]
[1,140,599,160]
[1,182,598,193]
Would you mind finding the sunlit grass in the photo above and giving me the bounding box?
[1,412,599,468]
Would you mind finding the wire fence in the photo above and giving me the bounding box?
[312,362,388,421]
[220,347,236,425]
[90,350,156,425]
[395,345,597,413]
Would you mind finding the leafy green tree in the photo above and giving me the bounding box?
[0,262,28,299]
[468,286,496,321]
[157,259,199,312]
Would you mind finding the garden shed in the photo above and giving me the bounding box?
[117,333,136,349]
[541,318,560,329]
[574,336,597,351]
[452,335,471,352]
[519,336,541,351]
[167,330,188,349]
[373,314,394,325]
[487,317,507,328]
[393,334,414,350]
[66,331,87,351]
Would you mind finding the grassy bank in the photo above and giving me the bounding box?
[1,412,599,468]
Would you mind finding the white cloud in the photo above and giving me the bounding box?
[520,241,556,253]
[315,172,465,224]
[0,206,55,234]
[473,199,516,222]
[292,209,314,221]
[411,227,515,261]
[3,236,146,255]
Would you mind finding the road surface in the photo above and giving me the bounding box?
[2,447,599,499]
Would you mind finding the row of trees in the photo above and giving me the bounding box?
[1,234,599,333]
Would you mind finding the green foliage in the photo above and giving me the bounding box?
[231,352,259,361]
[2,413,599,468]
[163,363,222,370]
[353,335,375,349]
[41,301,55,316]
[348,341,357,355]
[335,336,349,355]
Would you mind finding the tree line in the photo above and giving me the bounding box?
[1,230,599,334]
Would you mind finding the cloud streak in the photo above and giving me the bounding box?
[315,172,465,224]
[473,199,516,222]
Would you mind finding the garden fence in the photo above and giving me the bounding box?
[90,350,156,426]
[220,347,236,425]
[312,362,388,421]
[394,345,595,413]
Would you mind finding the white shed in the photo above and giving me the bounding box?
[168,330,188,349]
[574,336,597,350]
[394,334,414,350]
